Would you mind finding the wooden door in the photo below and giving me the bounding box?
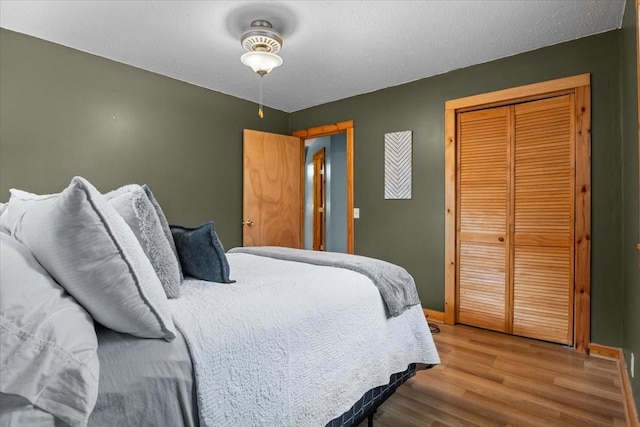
[242,129,303,248]
[512,95,574,344]
[445,74,591,352]
[312,148,326,251]
[456,96,575,345]
[457,106,511,332]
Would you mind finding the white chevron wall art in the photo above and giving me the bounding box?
[384,130,413,199]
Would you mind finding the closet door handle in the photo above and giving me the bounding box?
[498,236,505,242]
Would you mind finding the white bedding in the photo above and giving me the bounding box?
[169,252,440,427]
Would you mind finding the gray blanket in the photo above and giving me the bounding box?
[228,246,420,317]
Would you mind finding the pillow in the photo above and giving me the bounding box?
[0,232,100,426]
[142,184,183,280]
[170,222,235,283]
[6,176,176,341]
[105,184,181,299]
[0,202,8,234]
[0,393,60,427]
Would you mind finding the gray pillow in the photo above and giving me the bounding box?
[6,177,176,341]
[170,222,235,283]
[0,232,100,426]
[105,184,181,299]
[142,184,183,281]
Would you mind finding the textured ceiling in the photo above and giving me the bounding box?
[0,0,626,112]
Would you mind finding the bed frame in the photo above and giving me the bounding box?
[326,363,434,427]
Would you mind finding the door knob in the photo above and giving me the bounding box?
[242,220,254,226]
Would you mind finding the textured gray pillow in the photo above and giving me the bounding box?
[142,184,184,281]
[105,184,181,299]
[0,232,100,426]
[6,177,176,341]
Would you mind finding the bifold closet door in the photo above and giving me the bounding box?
[512,95,574,345]
[457,95,575,344]
[457,107,511,333]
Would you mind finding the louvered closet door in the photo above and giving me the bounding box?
[513,95,574,344]
[457,107,511,332]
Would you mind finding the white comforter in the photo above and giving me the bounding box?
[169,253,440,427]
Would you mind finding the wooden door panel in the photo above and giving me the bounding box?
[312,148,326,251]
[458,109,510,235]
[243,129,303,248]
[458,241,507,331]
[512,95,574,344]
[457,106,510,332]
[513,246,572,343]
[514,99,574,239]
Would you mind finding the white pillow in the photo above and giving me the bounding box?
[0,202,9,234]
[105,184,181,299]
[6,176,176,341]
[0,232,100,426]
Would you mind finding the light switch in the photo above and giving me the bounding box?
[354,208,360,219]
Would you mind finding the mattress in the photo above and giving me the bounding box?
[90,326,420,427]
[170,254,439,426]
[1,323,425,427]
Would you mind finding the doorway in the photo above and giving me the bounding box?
[305,135,347,252]
[242,122,354,253]
[293,121,354,254]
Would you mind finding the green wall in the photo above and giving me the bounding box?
[290,31,625,347]
[0,29,290,247]
[621,0,640,411]
[1,14,636,384]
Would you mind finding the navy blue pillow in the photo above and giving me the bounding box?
[169,222,235,283]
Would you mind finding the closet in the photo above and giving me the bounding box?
[444,75,591,350]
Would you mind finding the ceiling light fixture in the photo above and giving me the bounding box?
[240,19,283,118]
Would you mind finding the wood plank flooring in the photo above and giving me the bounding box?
[359,323,628,427]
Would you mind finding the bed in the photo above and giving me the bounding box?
[0,176,439,427]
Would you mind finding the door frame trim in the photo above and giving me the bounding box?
[293,120,355,254]
[444,74,591,353]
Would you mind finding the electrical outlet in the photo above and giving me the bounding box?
[354,208,360,219]
[631,353,635,379]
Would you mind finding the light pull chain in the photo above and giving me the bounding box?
[257,70,266,119]
[258,74,264,118]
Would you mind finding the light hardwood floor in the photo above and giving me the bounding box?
[359,323,629,427]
